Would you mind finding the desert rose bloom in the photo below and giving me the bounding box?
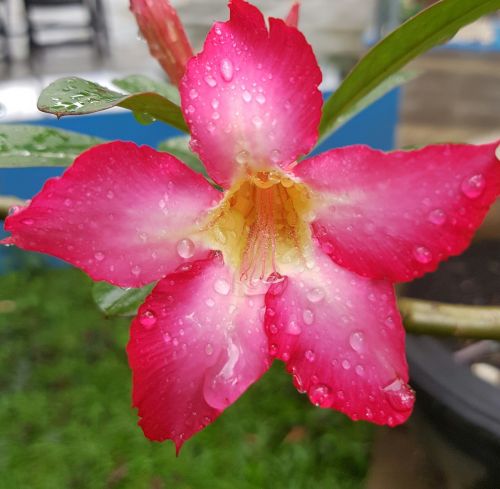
[3,0,500,451]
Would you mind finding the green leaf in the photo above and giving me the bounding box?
[38,77,188,133]
[112,74,180,105]
[92,281,155,317]
[319,0,500,140]
[319,71,419,142]
[158,135,208,178]
[0,124,105,167]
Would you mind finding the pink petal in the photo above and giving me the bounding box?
[295,142,500,282]
[285,2,300,28]
[127,251,271,449]
[180,0,322,188]
[4,142,221,287]
[130,0,193,85]
[265,243,414,426]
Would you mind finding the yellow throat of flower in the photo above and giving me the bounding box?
[201,171,314,282]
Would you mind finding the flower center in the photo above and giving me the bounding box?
[202,171,313,282]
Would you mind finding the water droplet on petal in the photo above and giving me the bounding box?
[211,98,219,109]
[270,149,281,164]
[94,251,105,261]
[413,245,432,264]
[461,173,485,199]
[7,206,20,216]
[64,198,72,207]
[220,58,234,82]
[252,115,263,129]
[21,218,34,225]
[286,320,302,335]
[293,373,305,393]
[205,298,215,308]
[256,93,266,105]
[307,287,325,303]
[309,384,333,407]
[355,365,365,376]
[341,359,351,370]
[131,265,141,276]
[139,309,157,329]
[177,238,195,259]
[236,150,249,165]
[189,88,198,100]
[106,190,114,200]
[383,378,415,412]
[214,278,230,295]
[305,350,316,362]
[302,309,314,325]
[204,75,217,87]
[242,90,252,103]
[269,343,278,356]
[428,208,446,225]
[349,331,365,353]
[205,343,214,356]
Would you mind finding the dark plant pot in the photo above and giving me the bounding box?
[403,239,500,485]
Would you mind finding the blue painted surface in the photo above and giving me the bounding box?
[0,88,400,269]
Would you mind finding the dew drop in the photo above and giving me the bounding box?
[302,309,314,325]
[64,198,72,207]
[305,350,316,363]
[177,238,195,259]
[131,265,141,276]
[212,112,220,120]
[220,58,234,82]
[268,323,278,335]
[204,75,217,87]
[211,98,219,109]
[205,343,214,356]
[106,190,114,200]
[242,90,252,103]
[309,384,333,407]
[214,278,230,295]
[256,93,266,105]
[286,320,302,335]
[205,297,215,308]
[21,218,34,225]
[461,173,486,199]
[252,115,263,129]
[7,206,20,216]
[189,88,199,100]
[384,315,395,329]
[293,373,305,393]
[270,149,281,164]
[349,331,365,353]
[355,365,365,377]
[236,150,249,165]
[306,287,325,303]
[139,309,157,329]
[94,251,105,261]
[428,208,446,225]
[383,378,415,412]
[341,359,351,370]
[269,343,278,356]
[413,245,432,264]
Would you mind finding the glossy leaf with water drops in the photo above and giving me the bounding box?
[319,0,500,141]
[0,125,105,167]
[38,77,188,133]
[112,74,180,105]
[92,281,155,316]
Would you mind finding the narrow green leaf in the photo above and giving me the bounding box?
[158,135,208,178]
[38,77,188,133]
[92,281,155,317]
[0,124,105,167]
[319,71,419,143]
[113,74,180,104]
[319,0,500,140]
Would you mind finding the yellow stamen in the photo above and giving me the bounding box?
[201,170,313,282]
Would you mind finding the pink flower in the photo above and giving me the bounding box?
[130,0,193,85]
[4,0,500,451]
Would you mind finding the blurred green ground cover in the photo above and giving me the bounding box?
[0,264,373,489]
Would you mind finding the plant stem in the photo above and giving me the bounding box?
[0,195,24,220]
[399,297,500,340]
